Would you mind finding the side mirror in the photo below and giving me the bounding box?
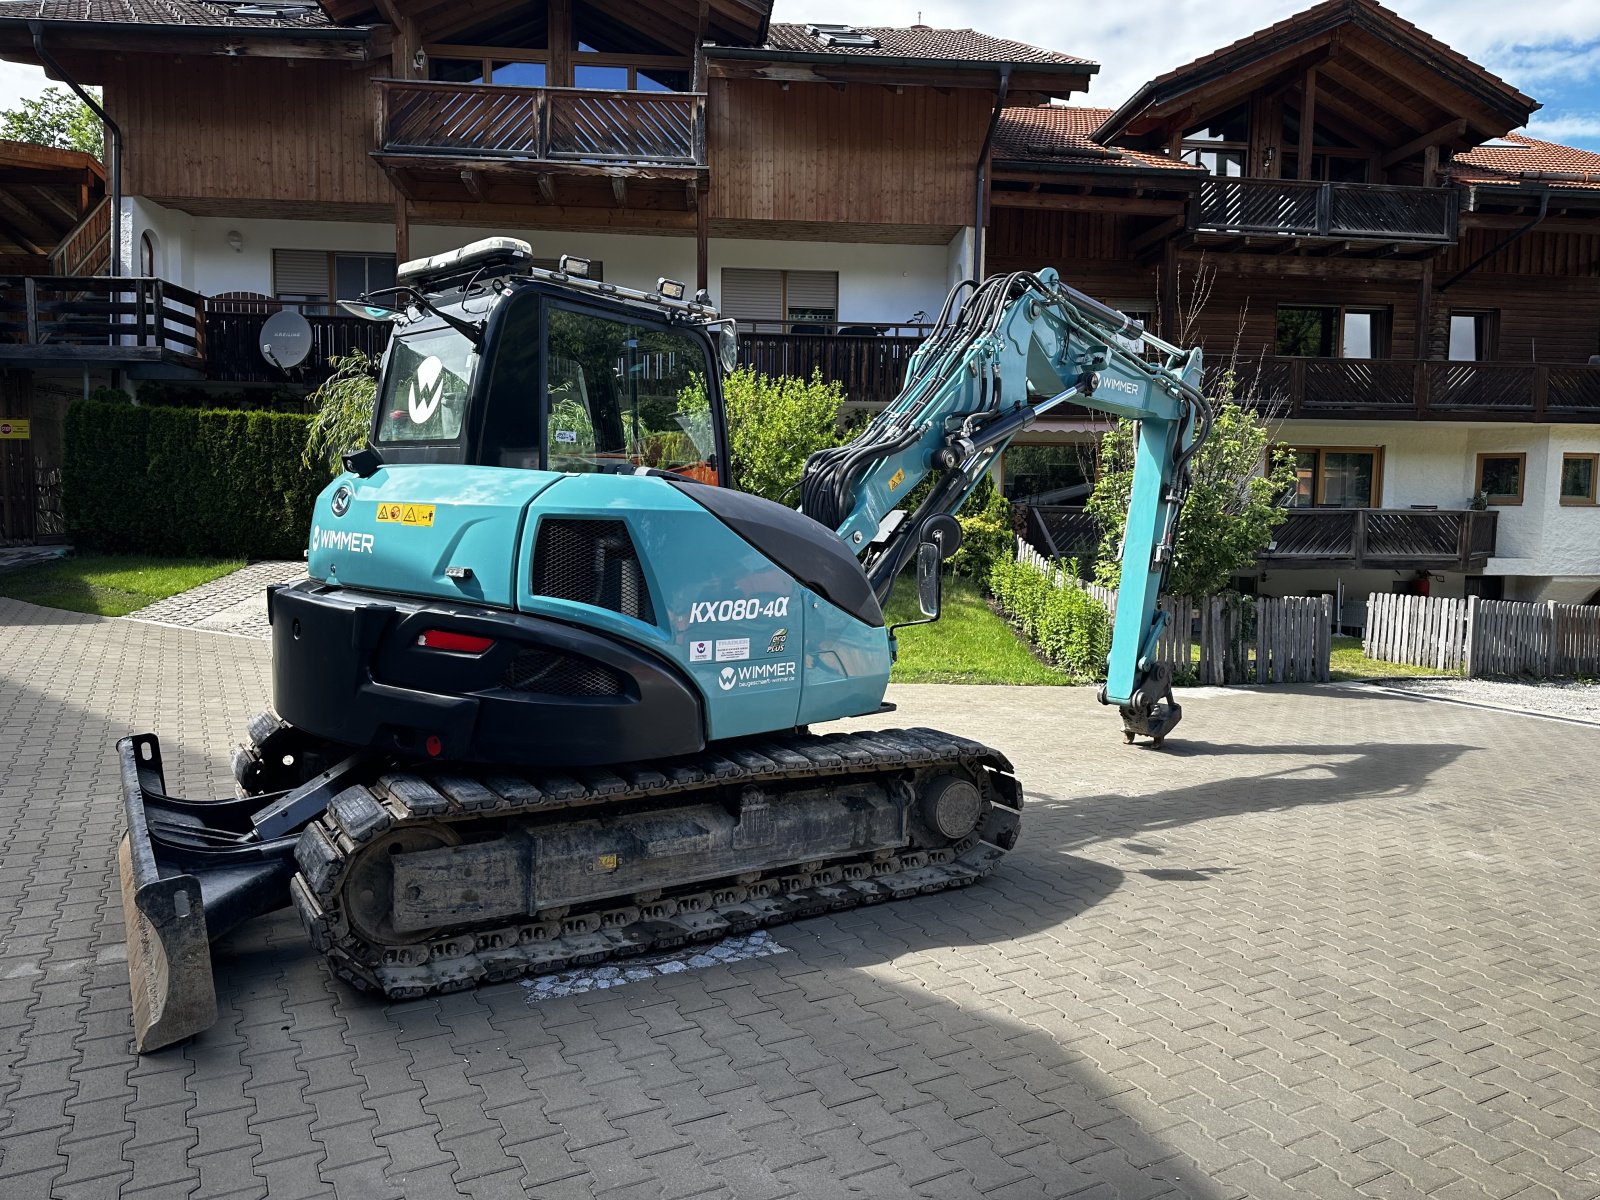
[916,540,942,619]
[342,445,383,478]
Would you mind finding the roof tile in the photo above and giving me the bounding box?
[996,105,1203,172]
[1450,133,1600,190]
[761,24,1094,67]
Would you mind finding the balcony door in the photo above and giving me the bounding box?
[1276,306,1389,359]
[1288,447,1383,508]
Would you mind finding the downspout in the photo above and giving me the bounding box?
[1440,190,1549,292]
[971,64,1012,280]
[31,21,122,277]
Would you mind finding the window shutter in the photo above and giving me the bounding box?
[273,249,329,299]
[784,271,838,323]
[720,268,783,325]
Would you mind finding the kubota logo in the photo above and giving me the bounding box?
[408,356,445,424]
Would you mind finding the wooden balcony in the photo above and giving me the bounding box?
[1264,508,1497,571]
[374,80,707,209]
[737,327,931,406]
[0,276,204,377]
[1192,178,1457,246]
[1227,356,1600,422]
[1023,504,1498,573]
[203,308,391,387]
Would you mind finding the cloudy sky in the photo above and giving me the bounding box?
[0,1,1593,149]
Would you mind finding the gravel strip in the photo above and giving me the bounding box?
[1376,677,1600,722]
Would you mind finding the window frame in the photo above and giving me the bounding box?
[1448,310,1498,362]
[1559,452,1598,507]
[423,43,691,91]
[1475,451,1527,506]
[1275,304,1391,359]
[1284,445,1384,508]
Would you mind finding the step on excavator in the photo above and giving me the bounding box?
[117,238,1210,1051]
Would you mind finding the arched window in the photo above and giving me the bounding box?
[140,230,157,277]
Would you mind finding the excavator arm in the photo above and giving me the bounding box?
[800,269,1212,741]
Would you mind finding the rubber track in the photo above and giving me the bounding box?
[288,727,1023,999]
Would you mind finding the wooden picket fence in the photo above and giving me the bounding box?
[1364,592,1600,677]
[1014,541,1331,685]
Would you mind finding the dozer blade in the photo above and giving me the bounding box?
[117,737,215,1053]
[115,733,318,1052]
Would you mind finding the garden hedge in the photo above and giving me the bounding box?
[64,397,324,559]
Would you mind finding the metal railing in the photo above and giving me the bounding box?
[376,79,707,166]
[1225,356,1600,420]
[1194,177,1458,243]
[0,275,204,360]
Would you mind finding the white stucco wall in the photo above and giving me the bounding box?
[1279,418,1600,597]
[129,200,957,327]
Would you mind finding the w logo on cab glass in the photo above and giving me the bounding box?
[408,356,446,425]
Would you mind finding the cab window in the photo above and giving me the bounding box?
[377,325,477,443]
[545,307,718,483]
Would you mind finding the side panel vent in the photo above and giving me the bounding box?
[502,649,627,697]
[532,518,656,624]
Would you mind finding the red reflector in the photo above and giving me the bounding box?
[417,629,495,653]
[425,735,443,757]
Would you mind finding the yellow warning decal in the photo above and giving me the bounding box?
[592,853,619,873]
[376,502,436,527]
[888,468,905,492]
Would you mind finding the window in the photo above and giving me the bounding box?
[1286,447,1382,508]
[1449,311,1496,361]
[492,61,546,86]
[273,250,396,311]
[1560,453,1598,506]
[377,325,478,443]
[139,231,156,277]
[1475,452,1526,506]
[1277,306,1388,359]
[720,268,839,331]
[544,307,717,478]
[1181,105,1249,175]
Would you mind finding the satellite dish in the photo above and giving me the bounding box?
[260,309,313,370]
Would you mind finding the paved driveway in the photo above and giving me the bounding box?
[3,594,1600,1199]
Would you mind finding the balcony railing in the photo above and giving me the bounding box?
[203,307,391,386]
[1024,504,1498,572]
[1226,356,1600,421]
[737,328,931,406]
[1265,508,1497,571]
[0,276,204,366]
[376,80,707,167]
[1193,178,1458,243]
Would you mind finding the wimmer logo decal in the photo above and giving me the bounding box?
[311,525,374,554]
[409,356,445,425]
[717,661,797,692]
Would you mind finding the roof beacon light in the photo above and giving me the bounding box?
[657,277,687,301]
[559,254,591,279]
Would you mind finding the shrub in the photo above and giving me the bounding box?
[701,367,845,503]
[950,474,1013,580]
[65,396,322,559]
[988,555,1111,679]
[303,350,379,475]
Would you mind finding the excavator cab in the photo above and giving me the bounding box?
[357,240,736,491]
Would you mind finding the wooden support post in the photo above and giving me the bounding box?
[1159,240,1178,340]
[394,197,410,265]
[695,197,709,294]
[549,0,572,89]
[1297,68,1317,181]
[1415,257,1433,360]
[1422,143,1439,188]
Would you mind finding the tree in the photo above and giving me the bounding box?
[684,366,845,503]
[302,350,378,474]
[0,87,102,158]
[1087,377,1296,599]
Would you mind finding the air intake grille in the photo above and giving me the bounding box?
[532,519,656,623]
[502,649,626,697]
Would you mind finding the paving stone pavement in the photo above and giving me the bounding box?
[4,593,1600,1199]
[125,561,306,639]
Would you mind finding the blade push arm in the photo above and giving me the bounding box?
[799,269,1212,740]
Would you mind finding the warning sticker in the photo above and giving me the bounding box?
[376,503,436,527]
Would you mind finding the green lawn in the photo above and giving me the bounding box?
[887,575,1074,685]
[0,554,244,617]
[1329,634,1454,682]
